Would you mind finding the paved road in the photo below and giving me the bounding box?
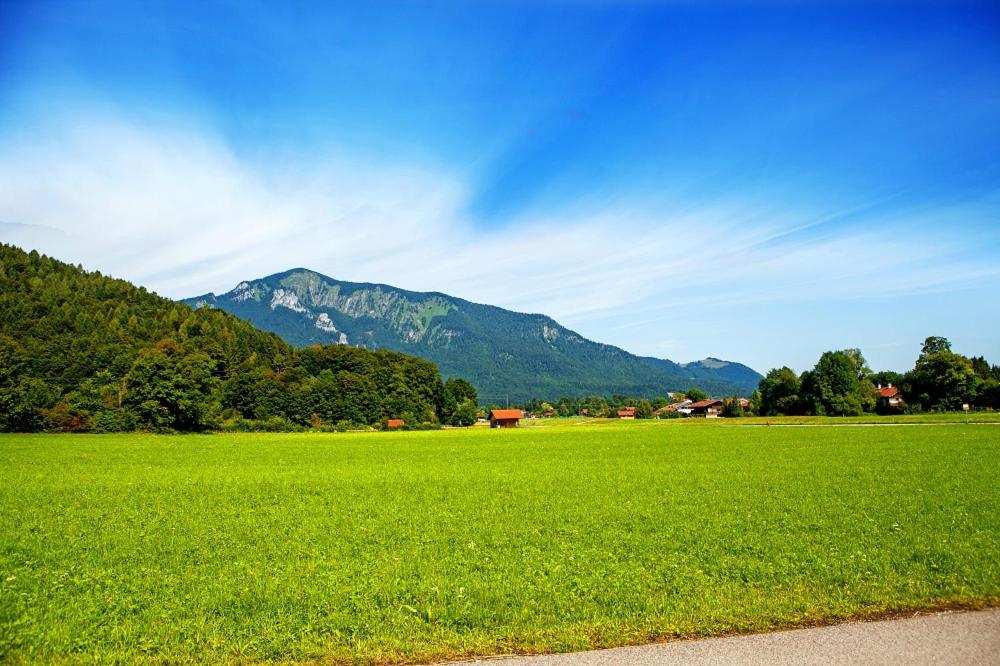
[452,608,1000,665]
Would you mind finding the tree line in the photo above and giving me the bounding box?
[0,244,476,433]
[756,337,1000,416]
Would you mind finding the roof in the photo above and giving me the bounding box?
[655,401,686,415]
[689,399,723,409]
[877,386,900,398]
[618,407,636,416]
[386,419,405,427]
[489,409,523,420]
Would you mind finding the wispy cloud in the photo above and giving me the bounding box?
[1,113,998,371]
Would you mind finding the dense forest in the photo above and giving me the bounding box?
[0,244,475,432]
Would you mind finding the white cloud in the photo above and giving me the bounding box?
[1,113,998,371]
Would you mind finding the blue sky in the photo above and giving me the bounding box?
[1,0,999,373]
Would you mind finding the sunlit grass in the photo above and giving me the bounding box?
[1,422,998,663]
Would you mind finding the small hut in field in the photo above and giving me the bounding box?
[489,409,523,428]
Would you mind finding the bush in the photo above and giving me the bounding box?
[91,409,139,433]
[219,416,305,432]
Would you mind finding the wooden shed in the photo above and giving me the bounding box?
[489,409,523,428]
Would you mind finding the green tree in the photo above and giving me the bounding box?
[634,399,653,419]
[757,367,801,416]
[0,377,55,432]
[451,399,478,426]
[979,379,1000,409]
[921,336,952,356]
[685,387,708,402]
[908,347,976,411]
[799,349,875,416]
[441,377,478,424]
[969,356,993,380]
[721,396,744,417]
[871,370,904,388]
[123,342,219,431]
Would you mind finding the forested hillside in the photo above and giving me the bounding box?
[0,244,465,432]
[187,269,762,401]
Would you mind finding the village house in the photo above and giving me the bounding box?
[688,399,724,418]
[654,399,692,417]
[489,409,523,428]
[876,384,904,411]
[386,419,405,429]
[617,406,636,419]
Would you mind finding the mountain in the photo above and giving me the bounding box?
[0,244,450,432]
[682,357,765,391]
[185,269,762,402]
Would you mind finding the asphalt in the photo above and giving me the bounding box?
[451,608,1000,666]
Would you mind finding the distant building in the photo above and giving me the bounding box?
[688,399,723,417]
[489,409,523,428]
[386,419,405,428]
[617,406,636,419]
[876,384,904,410]
[655,400,692,417]
[722,397,751,412]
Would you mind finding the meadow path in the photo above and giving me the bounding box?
[451,608,1000,665]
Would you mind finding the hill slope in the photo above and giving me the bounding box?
[0,245,451,431]
[186,269,762,401]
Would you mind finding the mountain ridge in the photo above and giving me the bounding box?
[185,268,762,402]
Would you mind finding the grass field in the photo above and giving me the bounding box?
[2,421,998,663]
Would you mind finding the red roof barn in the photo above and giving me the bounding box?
[617,406,636,419]
[489,409,523,428]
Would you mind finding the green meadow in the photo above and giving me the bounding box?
[1,421,998,664]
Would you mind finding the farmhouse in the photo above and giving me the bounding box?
[489,409,523,428]
[617,406,636,419]
[386,419,405,428]
[876,384,904,410]
[688,399,723,417]
[654,399,692,417]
